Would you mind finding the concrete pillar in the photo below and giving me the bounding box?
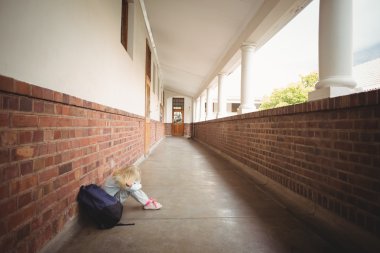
[217,73,227,118]
[309,0,356,101]
[193,99,197,123]
[200,95,206,121]
[206,88,213,120]
[238,42,256,114]
[197,97,201,122]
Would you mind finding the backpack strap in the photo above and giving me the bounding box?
[115,222,135,226]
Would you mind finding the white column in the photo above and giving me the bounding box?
[217,73,227,118]
[193,99,197,123]
[200,94,206,121]
[238,42,256,114]
[309,0,356,101]
[206,88,213,120]
[197,97,201,122]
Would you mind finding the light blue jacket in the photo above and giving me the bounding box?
[103,176,142,197]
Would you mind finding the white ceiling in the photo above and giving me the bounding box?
[143,0,311,98]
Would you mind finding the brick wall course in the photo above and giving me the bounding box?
[193,89,380,237]
[0,75,164,253]
[164,123,171,135]
[150,120,164,147]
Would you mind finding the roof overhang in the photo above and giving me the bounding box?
[143,0,312,98]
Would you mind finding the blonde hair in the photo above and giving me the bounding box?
[113,165,141,189]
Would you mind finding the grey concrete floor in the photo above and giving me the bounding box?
[55,137,345,253]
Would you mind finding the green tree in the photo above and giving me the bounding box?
[259,72,318,110]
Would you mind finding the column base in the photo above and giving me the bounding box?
[308,86,354,101]
[237,105,256,115]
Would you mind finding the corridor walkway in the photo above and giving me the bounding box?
[53,137,345,253]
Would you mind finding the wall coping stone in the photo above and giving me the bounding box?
[197,88,379,123]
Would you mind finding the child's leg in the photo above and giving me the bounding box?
[123,184,162,209]
[114,190,131,205]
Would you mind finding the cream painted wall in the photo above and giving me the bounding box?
[0,0,158,117]
[164,90,193,124]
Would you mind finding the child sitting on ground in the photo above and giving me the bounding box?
[103,165,162,210]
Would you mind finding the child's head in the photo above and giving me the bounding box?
[113,165,141,189]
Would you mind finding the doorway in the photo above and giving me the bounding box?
[171,98,184,136]
[145,41,151,154]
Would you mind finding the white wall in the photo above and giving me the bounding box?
[0,0,158,117]
[164,90,193,124]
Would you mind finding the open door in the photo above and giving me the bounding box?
[145,41,151,155]
[171,98,184,136]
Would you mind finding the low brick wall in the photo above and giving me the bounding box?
[150,120,164,148]
[193,90,380,237]
[164,123,171,136]
[0,75,163,253]
[184,123,192,137]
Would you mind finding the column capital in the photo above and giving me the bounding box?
[241,42,257,51]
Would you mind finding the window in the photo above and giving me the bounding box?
[146,41,151,80]
[121,0,128,52]
[172,98,184,109]
[230,103,240,113]
[173,111,183,123]
[213,103,218,112]
[153,64,156,94]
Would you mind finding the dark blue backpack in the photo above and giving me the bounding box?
[77,184,134,229]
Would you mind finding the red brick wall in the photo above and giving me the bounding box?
[0,75,151,253]
[150,120,164,147]
[184,123,192,137]
[164,123,171,135]
[193,90,380,236]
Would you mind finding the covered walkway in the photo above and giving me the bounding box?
[51,137,347,253]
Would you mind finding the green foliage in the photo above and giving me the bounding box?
[259,72,318,110]
[301,71,319,88]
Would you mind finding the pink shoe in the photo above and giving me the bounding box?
[144,198,162,210]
